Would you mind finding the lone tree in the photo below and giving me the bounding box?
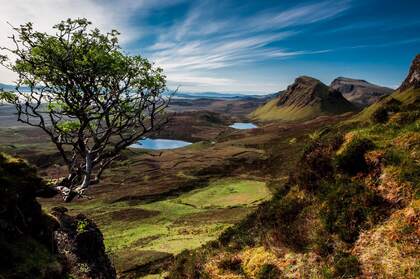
[0,18,170,202]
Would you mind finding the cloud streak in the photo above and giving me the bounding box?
[147,0,351,91]
[0,0,353,92]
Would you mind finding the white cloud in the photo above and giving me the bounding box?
[0,0,183,83]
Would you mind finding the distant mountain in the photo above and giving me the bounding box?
[0,83,17,91]
[168,91,274,100]
[330,77,393,107]
[0,84,274,101]
[251,76,355,122]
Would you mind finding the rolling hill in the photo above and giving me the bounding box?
[251,76,355,122]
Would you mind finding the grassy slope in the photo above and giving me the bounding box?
[251,98,321,122]
[251,96,354,122]
[168,87,420,278]
[44,178,271,275]
[351,88,420,122]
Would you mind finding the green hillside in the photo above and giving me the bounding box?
[168,85,420,278]
[251,76,355,122]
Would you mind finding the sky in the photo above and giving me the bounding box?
[0,0,419,94]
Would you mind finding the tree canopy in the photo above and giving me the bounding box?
[0,18,170,201]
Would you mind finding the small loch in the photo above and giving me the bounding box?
[229,122,258,129]
[131,138,192,150]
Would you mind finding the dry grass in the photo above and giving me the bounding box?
[353,200,420,278]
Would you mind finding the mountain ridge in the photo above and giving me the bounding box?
[330,77,393,107]
[252,75,355,122]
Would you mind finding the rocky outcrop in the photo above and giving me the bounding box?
[0,153,115,279]
[398,54,420,92]
[330,77,392,107]
[51,207,116,279]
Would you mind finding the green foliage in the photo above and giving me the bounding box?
[257,263,281,279]
[320,180,382,243]
[1,18,169,200]
[57,120,81,133]
[335,138,375,175]
[76,219,89,234]
[0,90,17,102]
[333,252,360,278]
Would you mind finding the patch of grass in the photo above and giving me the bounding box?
[55,178,270,273]
[178,179,271,208]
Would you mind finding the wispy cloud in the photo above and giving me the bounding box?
[146,0,351,91]
[0,0,352,92]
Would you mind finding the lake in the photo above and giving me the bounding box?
[229,122,258,129]
[131,138,192,150]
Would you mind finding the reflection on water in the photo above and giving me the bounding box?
[229,122,257,129]
[130,138,192,150]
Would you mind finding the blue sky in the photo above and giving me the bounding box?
[0,0,419,94]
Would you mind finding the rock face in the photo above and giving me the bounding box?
[398,54,420,92]
[0,153,115,279]
[330,77,393,107]
[252,76,355,121]
[51,207,116,279]
[277,76,352,108]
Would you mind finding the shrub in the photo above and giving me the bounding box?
[333,252,360,278]
[313,232,334,257]
[371,98,401,124]
[168,250,210,279]
[241,247,277,278]
[320,179,383,243]
[262,188,310,250]
[294,141,334,191]
[371,106,389,123]
[257,263,281,279]
[335,138,375,175]
[389,110,420,126]
[294,132,343,192]
[217,256,242,273]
